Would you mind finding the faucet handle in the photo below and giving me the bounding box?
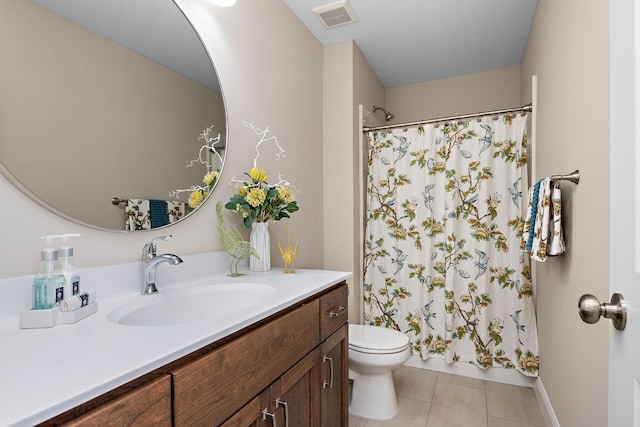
[143,235,172,257]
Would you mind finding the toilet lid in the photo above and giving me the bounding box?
[349,324,409,353]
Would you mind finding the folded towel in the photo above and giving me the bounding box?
[125,199,151,231]
[531,179,551,261]
[522,179,543,252]
[150,199,169,229]
[167,201,186,224]
[521,178,566,261]
[124,199,186,230]
[547,181,566,256]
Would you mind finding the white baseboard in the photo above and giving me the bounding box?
[534,377,560,427]
[403,355,559,427]
[403,354,536,388]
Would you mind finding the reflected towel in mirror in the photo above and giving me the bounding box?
[125,199,186,230]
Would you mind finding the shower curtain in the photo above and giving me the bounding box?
[363,114,539,377]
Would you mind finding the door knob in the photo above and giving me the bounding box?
[578,293,627,331]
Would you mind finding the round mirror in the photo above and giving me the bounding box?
[0,0,226,232]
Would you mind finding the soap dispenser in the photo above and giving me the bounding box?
[58,233,81,298]
[32,236,65,310]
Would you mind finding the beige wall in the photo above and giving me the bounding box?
[352,44,385,322]
[0,0,325,279]
[385,66,522,124]
[0,1,223,230]
[323,41,354,277]
[323,40,385,322]
[323,41,355,320]
[521,0,610,425]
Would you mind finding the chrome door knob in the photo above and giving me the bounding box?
[578,293,627,331]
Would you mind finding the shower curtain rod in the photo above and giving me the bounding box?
[362,103,533,133]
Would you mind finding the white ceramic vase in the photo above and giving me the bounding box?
[250,222,270,272]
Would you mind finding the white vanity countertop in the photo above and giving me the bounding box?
[0,252,351,426]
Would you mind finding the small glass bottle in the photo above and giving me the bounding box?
[32,248,65,310]
[58,246,80,297]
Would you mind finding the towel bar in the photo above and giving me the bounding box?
[550,170,580,184]
[112,197,127,206]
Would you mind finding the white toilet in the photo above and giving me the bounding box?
[348,324,410,420]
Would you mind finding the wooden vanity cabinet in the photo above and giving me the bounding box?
[174,282,349,426]
[41,281,348,427]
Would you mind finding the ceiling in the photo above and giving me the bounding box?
[31,0,538,91]
[281,0,539,88]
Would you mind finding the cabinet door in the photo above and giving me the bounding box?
[272,350,320,427]
[220,392,269,427]
[222,351,320,427]
[320,324,348,427]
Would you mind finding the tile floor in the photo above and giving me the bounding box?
[349,365,546,427]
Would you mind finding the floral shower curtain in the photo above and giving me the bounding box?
[364,114,539,377]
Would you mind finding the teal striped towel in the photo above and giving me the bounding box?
[150,199,168,229]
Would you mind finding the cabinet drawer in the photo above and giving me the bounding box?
[171,300,320,426]
[56,375,172,427]
[320,283,348,341]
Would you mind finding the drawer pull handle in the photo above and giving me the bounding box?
[329,305,347,317]
[276,399,289,427]
[323,355,334,388]
[262,407,277,426]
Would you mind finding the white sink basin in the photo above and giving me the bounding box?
[108,283,276,326]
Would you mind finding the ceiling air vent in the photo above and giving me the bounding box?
[313,0,358,29]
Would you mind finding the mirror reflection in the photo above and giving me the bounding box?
[0,0,226,231]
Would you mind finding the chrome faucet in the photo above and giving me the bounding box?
[141,235,183,295]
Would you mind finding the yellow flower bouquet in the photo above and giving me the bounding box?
[188,170,219,209]
[225,167,298,228]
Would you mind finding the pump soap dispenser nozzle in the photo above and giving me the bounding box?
[58,234,81,257]
[39,235,61,263]
[40,234,59,249]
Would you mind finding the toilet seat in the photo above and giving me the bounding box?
[349,324,409,354]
